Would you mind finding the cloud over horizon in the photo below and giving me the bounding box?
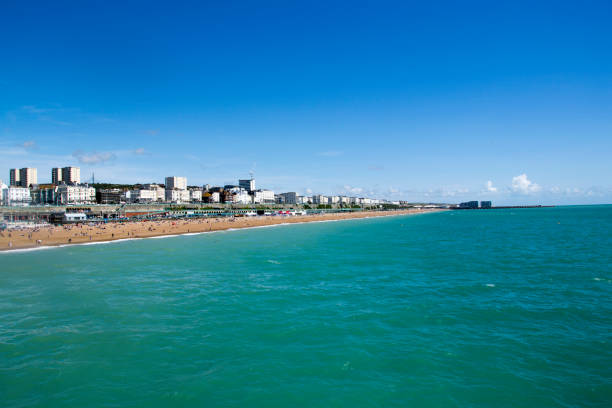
[511,174,541,194]
[72,150,117,165]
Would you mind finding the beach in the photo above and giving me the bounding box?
[0,209,441,252]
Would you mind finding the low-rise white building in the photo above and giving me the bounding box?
[204,191,220,203]
[253,189,275,204]
[165,189,190,203]
[231,189,252,204]
[189,188,202,202]
[1,183,31,206]
[57,184,96,205]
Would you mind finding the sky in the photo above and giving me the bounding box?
[1,0,611,205]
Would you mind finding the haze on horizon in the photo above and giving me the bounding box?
[1,1,611,205]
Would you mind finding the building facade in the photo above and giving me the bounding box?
[57,185,96,205]
[62,167,80,184]
[19,168,37,187]
[99,189,123,204]
[1,184,31,206]
[279,192,298,204]
[165,189,190,203]
[51,168,62,185]
[165,176,187,191]
[239,178,256,193]
[9,169,20,186]
[253,189,275,204]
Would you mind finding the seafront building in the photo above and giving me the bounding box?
[2,169,400,209]
[1,182,31,206]
[56,184,96,205]
[279,192,298,204]
[99,189,123,204]
[253,189,275,204]
[239,178,256,193]
[9,168,38,187]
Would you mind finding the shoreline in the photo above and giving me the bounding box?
[0,209,443,253]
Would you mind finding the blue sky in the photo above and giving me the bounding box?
[1,1,611,204]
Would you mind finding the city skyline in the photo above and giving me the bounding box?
[1,2,611,205]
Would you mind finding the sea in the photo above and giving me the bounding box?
[1,206,611,407]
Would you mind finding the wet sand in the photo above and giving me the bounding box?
[0,209,442,252]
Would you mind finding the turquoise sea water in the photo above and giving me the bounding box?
[1,206,611,407]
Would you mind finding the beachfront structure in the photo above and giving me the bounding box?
[253,189,275,204]
[339,196,350,205]
[480,201,492,208]
[189,188,202,202]
[279,192,298,204]
[328,196,340,205]
[57,184,96,205]
[227,188,252,204]
[165,189,190,203]
[1,183,31,206]
[9,169,20,186]
[99,189,123,204]
[165,176,187,191]
[239,178,256,193]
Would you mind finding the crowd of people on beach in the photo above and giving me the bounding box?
[0,209,431,251]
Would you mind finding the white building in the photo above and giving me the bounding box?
[1,183,31,206]
[205,191,221,203]
[165,176,187,191]
[128,189,156,203]
[57,184,95,205]
[328,196,340,205]
[165,189,190,203]
[312,195,327,204]
[339,196,351,205]
[253,189,275,204]
[231,189,252,204]
[189,188,202,202]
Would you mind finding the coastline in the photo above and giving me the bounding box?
[0,209,443,253]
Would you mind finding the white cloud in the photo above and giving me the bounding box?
[485,180,497,192]
[511,174,541,194]
[343,185,363,194]
[72,150,116,165]
[21,140,37,150]
[305,188,313,194]
[133,147,147,155]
